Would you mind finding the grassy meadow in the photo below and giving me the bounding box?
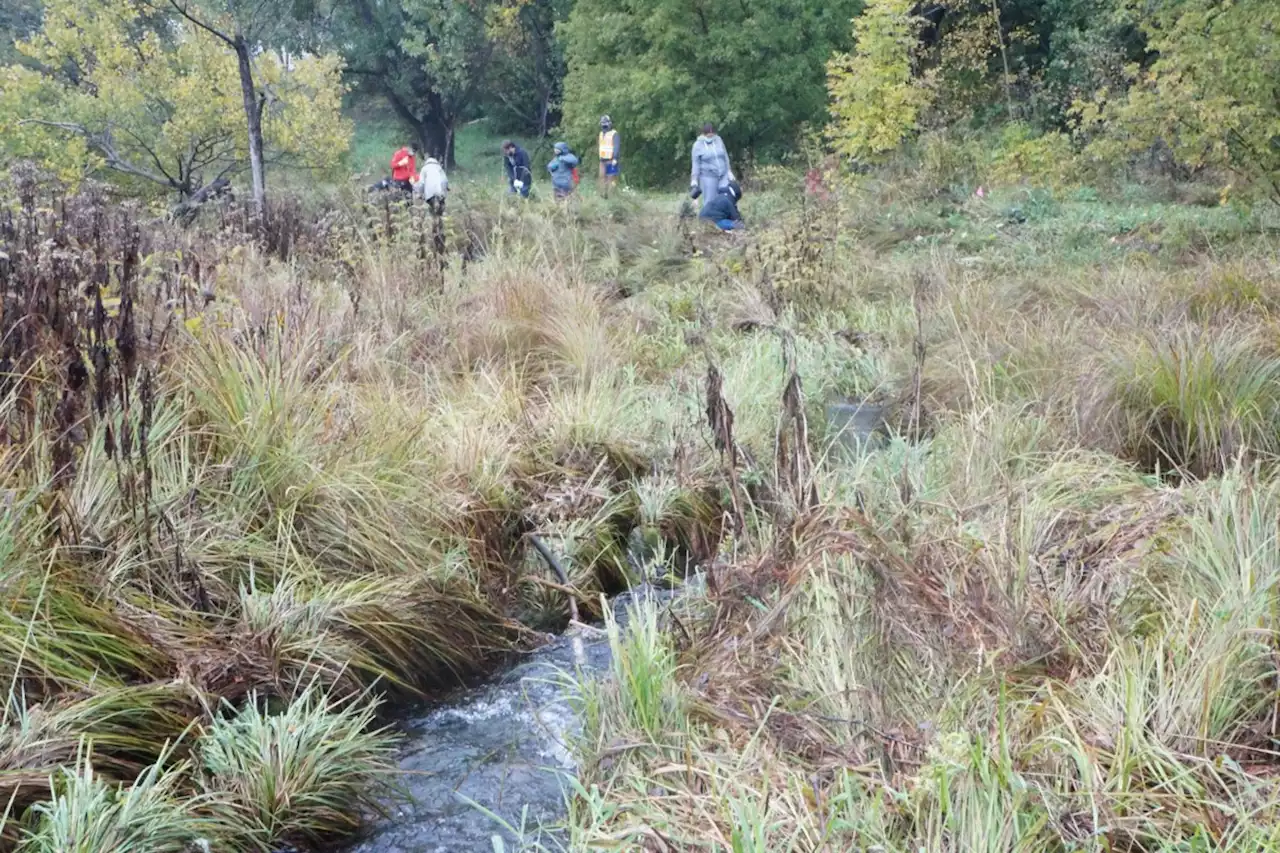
[2,133,1280,853]
[549,175,1280,851]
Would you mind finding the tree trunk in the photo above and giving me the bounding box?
[383,87,456,169]
[425,91,456,168]
[233,35,266,217]
[418,118,453,168]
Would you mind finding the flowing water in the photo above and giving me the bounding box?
[825,399,890,456]
[348,591,667,853]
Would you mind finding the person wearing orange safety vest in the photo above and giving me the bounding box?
[598,115,620,194]
[390,144,417,196]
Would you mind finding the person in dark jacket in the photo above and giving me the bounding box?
[502,140,532,197]
[699,181,743,231]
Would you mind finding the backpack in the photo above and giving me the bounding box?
[571,165,580,187]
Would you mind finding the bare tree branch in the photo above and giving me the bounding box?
[18,119,182,190]
[114,123,179,186]
[155,0,237,47]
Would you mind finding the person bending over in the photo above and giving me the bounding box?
[699,181,743,231]
[502,140,532,197]
[547,142,581,200]
[390,143,417,195]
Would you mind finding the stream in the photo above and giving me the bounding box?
[347,400,887,852]
[348,591,663,853]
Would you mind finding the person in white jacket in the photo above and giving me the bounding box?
[415,156,448,215]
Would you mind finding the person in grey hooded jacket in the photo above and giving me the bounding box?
[547,142,580,199]
[690,123,734,203]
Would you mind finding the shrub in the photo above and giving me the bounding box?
[1088,326,1280,477]
[989,123,1081,190]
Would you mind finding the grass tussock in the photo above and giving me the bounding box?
[1089,325,1280,478]
[199,689,397,849]
[19,750,215,853]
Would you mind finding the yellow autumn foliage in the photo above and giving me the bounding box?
[826,0,933,162]
[0,0,351,196]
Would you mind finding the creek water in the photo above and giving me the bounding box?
[347,401,886,853]
[348,591,665,853]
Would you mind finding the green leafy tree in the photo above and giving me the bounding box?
[826,0,932,161]
[482,0,569,137]
[1073,0,1280,201]
[838,0,1146,134]
[333,0,494,165]
[1032,0,1143,126]
[1,0,350,198]
[559,0,862,186]
[333,0,566,162]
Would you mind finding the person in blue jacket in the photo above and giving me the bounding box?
[547,142,580,200]
[700,181,743,231]
[502,140,532,197]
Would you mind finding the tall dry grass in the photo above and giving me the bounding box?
[558,172,1280,852]
[0,168,731,849]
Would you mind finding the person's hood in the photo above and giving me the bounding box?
[554,142,570,154]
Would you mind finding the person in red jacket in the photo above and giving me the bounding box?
[391,144,417,195]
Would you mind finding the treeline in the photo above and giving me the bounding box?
[2,0,1276,201]
[829,0,1279,203]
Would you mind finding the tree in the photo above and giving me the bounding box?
[332,0,567,158]
[1073,0,1280,201]
[481,0,569,137]
[904,0,1145,130]
[333,0,494,166]
[559,0,863,186]
[0,0,42,67]
[1,0,350,198]
[826,0,932,161]
[1026,0,1144,128]
[148,0,330,213]
[399,0,494,161]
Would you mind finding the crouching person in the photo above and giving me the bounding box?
[503,140,532,197]
[699,181,743,231]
